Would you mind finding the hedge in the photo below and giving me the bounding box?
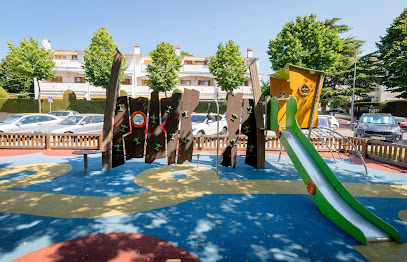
[355,100,407,117]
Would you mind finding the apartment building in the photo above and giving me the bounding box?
[37,39,262,101]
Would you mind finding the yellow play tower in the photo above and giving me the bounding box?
[270,64,325,129]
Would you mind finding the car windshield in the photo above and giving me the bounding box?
[0,115,23,123]
[59,116,83,125]
[360,115,396,124]
[191,115,207,123]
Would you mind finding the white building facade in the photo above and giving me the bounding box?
[37,39,262,101]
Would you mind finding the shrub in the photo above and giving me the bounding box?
[120,89,128,97]
[63,90,76,100]
[0,86,9,99]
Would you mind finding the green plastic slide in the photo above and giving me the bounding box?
[269,96,401,244]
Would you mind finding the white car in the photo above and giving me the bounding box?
[48,110,79,117]
[319,115,339,130]
[191,113,228,135]
[33,114,104,134]
[0,114,62,133]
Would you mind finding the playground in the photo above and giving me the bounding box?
[1,57,406,261]
[0,149,406,261]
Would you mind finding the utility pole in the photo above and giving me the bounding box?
[350,50,357,130]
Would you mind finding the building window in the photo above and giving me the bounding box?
[244,80,249,86]
[72,55,78,60]
[144,60,153,65]
[198,80,210,86]
[184,60,193,65]
[74,77,85,83]
[121,78,131,85]
[51,76,63,83]
[181,80,192,86]
[142,80,149,86]
[196,61,207,65]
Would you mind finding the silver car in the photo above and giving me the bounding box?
[33,114,104,134]
[354,113,403,143]
[0,114,62,133]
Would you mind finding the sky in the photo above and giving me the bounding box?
[0,0,406,77]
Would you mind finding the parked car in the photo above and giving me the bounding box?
[302,116,336,136]
[48,110,79,117]
[319,115,339,130]
[33,114,104,134]
[191,113,227,135]
[325,108,345,114]
[0,114,62,133]
[394,116,407,133]
[354,113,403,143]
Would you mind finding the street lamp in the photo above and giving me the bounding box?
[350,49,357,130]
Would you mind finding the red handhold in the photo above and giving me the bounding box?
[306,180,316,195]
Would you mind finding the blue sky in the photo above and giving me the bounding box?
[0,0,405,76]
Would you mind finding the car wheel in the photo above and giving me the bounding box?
[221,127,227,135]
[197,130,205,135]
[402,127,407,133]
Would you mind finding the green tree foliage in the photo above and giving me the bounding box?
[146,42,182,95]
[376,8,407,99]
[209,40,247,94]
[261,79,270,98]
[320,18,376,108]
[180,51,193,56]
[83,27,127,89]
[267,14,342,72]
[0,37,55,94]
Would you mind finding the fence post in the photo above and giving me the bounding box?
[361,139,368,158]
[45,134,51,150]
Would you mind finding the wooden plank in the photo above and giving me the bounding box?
[161,93,182,165]
[102,50,124,171]
[177,89,200,164]
[241,99,257,168]
[112,96,130,168]
[124,97,148,159]
[249,60,265,168]
[221,93,243,167]
[146,91,166,164]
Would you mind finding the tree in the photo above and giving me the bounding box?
[261,79,270,98]
[321,18,376,108]
[208,40,247,94]
[0,37,55,110]
[0,60,32,94]
[376,8,407,99]
[267,14,342,72]
[180,51,193,56]
[146,42,182,96]
[83,27,127,89]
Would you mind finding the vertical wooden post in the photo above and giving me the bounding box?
[45,134,51,150]
[102,50,124,171]
[249,59,265,168]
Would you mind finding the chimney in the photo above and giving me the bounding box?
[175,45,180,56]
[247,48,253,58]
[134,44,140,55]
[42,38,51,50]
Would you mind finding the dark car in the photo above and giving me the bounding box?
[394,116,407,133]
[325,108,345,114]
[354,113,403,143]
